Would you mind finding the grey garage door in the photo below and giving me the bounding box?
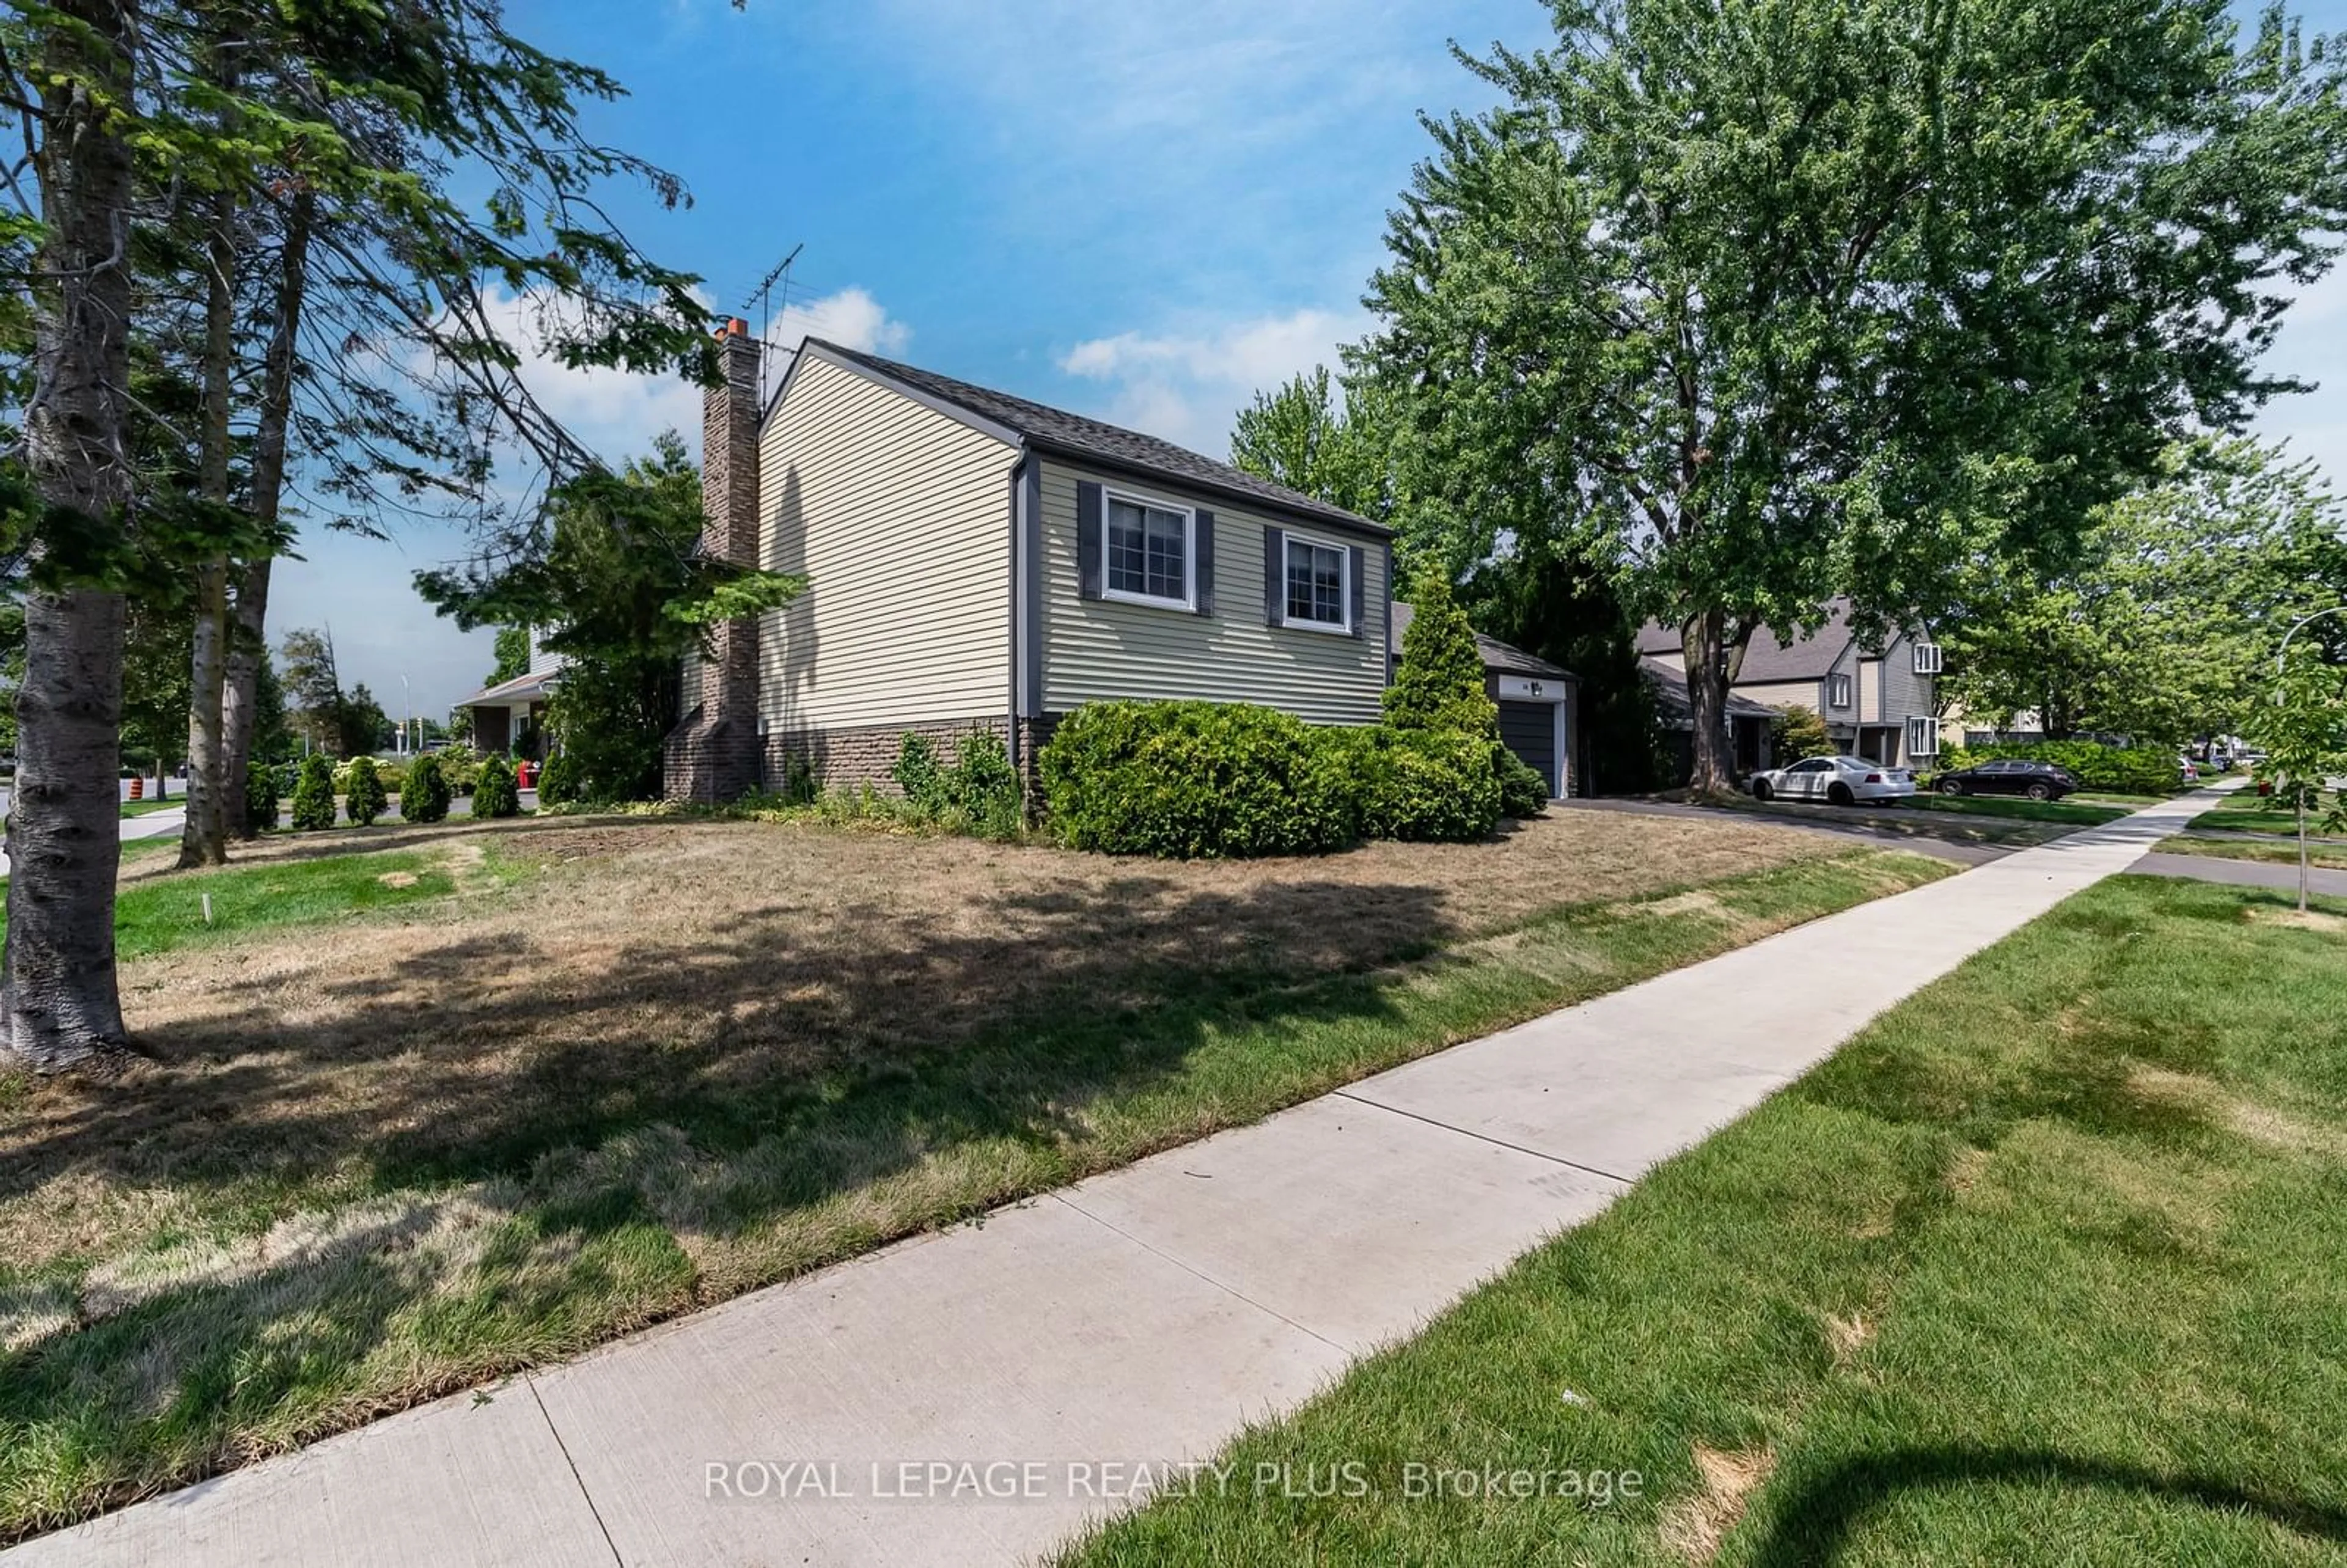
[1497,700,1557,796]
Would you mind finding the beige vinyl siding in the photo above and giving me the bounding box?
[755,356,1018,732]
[1038,458,1386,725]
[1733,679,1823,711]
[1858,658,1883,722]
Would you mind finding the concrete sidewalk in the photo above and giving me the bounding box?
[4,787,2231,1568]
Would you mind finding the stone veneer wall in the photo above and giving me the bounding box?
[759,712,1067,813]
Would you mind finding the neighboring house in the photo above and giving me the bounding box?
[1639,656,1782,780]
[666,323,1395,802]
[1634,601,1943,768]
[457,631,563,758]
[1389,602,1581,799]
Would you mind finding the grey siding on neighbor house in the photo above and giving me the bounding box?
[1876,632,1937,760]
[754,354,1021,733]
[1735,678,1825,712]
[1822,641,1862,727]
[1037,456,1388,725]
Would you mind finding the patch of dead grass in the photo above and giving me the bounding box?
[1659,1443,1777,1563]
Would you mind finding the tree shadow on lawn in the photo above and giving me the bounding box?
[1744,1446,2347,1565]
[0,866,1487,1530]
[6,867,1462,1234]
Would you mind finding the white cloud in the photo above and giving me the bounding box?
[761,285,911,361]
[1056,307,1364,456]
[474,282,913,467]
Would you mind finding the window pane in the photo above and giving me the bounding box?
[1284,540,1344,625]
[1107,499,1147,596]
[1285,540,1315,621]
[1144,506,1185,600]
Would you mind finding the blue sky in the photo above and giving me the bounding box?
[277,0,2347,720]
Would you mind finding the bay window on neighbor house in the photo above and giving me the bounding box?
[1105,491,1192,608]
[1284,535,1349,631]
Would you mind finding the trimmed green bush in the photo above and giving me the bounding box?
[537,750,584,807]
[244,758,280,833]
[1937,739,2178,795]
[1040,701,1359,858]
[1494,743,1551,819]
[342,757,387,827]
[289,755,337,832]
[403,753,453,823]
[474,755,521,819]
[1771,704,1834,763]
[1335,727,1506,842]
[441,753,481,797]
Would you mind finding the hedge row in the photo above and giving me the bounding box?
[1037,700,1530,859]
[1937,739,2179,795]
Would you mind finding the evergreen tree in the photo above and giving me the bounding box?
[1387,573,1498,736]
[342,756,386,827]
[288,755,337,832]
[402,753,452,824]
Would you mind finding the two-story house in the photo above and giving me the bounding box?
[664,323,1399,802]
[1634,602,1943,770]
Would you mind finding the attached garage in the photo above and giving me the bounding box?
[1391,603,1581,798]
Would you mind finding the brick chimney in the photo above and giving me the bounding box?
[663,317,764,802]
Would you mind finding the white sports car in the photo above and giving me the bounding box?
[1749,754,1917,805]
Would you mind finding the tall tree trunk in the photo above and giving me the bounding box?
[180,147,239,868]
[224,189,312,838]
[6,0,140,1072]
[1681,609,1740,797]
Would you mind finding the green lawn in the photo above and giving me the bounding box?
[0,844,1947,1541]
[1060,876,2347,1567]
[2158,833,2347,873]
[2188,788,2342,838]
[1900,793,2129,827]
[1,845,501,962]
[2071,790,2178,808]
[117,799,178,819]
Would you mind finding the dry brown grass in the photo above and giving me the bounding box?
[0,805,1892,1536]
[1659,1443,1779,1563]
[17,808,1838,1266]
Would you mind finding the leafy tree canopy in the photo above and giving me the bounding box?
[1944,439,2347,745]
[415,434,803,799]
[1353,0,2347,790]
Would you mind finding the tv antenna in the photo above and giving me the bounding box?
[743,241,804,404]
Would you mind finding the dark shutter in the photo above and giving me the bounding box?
[1347,544,1367,639]
[1077,482,1103,600]
[1263,527,1285,626]
[1193,508,1216,617]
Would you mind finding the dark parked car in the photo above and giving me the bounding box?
[1931,758,2082,801]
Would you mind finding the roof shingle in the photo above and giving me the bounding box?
[801,340,1388,537]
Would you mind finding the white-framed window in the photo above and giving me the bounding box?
[1906,716,1939,757]
[1829,673,1853,708]
[1282,533,1350,632]
[1912,642,1943,675]
[1103,489,1194,610]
